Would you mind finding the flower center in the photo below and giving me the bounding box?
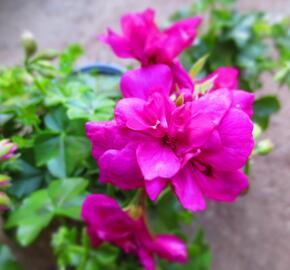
[162,135,178,150]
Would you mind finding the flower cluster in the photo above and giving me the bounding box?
[82,8,254,270]
[0,139,17,210]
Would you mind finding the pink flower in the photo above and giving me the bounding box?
[199,67,239,91]
[86,70,254,211]
[81,194,188,270]
[0,140,17,161]
[100,8,201,92]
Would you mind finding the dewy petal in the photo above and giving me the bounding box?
[137,141,180,180]
[231,90,255,117]
[200,108,254,171]
[85,120,128,160]
[120,64,173,99]
[154,235,188,263]
[98,143,144,189]
[144,178,168,201]
[171,165,206,212]
[196,169,249,202]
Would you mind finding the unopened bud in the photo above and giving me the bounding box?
[0,175,11,189]
[0,140,17,160]
[33,49,59,61]
[21,31,37,59]
[176,94,185,107]
[255,139,273,155]
[253,124,262,140]
[0,192,10,211]
[125,205,143,220]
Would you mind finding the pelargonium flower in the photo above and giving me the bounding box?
[0,139,17,161]
[100,8,201,91]
[199,67,239,91]
[82,194,187,270]
[86,68,254,211]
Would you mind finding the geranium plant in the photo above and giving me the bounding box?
[0,1,289,270]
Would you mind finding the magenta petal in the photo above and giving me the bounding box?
[183,111,216,149]
[170,60,194,91]
[200,108,254,171]
[137,141,180,180]
[98,143,144,189]
[115,98,147,130]
[81,194,134,246]
[211,67,239,90]
[191,88,232,126]
[232,90,255,117]
[99,29,133,58]
[196,170,249,202]
[146,16,202,63]
[85,120,128,160]
[138,248,156,270]
[144,178,168,201]
[120,64,173,99]
[154,235,188,263]
[172,165,206,212]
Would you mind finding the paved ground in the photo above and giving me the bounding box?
[1,1,290,269]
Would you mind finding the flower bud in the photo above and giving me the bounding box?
[0,192,10,211]
[21,31,37,59]
[254,139,273,155]
[0,175,11,189]
[33,49,59,61]
[125,205,143,220]
[175,93,185,107]
[253,124,262,140]
[0,140,17,160]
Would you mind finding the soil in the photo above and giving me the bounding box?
[0,0,290,269]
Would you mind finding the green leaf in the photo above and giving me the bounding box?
[6,178,88,246]
[189,54,209,79]
[34,132,60,166]
[66,92,115,121]
[47,134,90,178]
[48,178,88,220]
[8,159,44,198]
[44,107,69,132]
[0,245,23,270]
[253,95,281,130]
[59,44,84,75]
[194,75,217,96]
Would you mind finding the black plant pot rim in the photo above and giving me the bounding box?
[74,62,124,76]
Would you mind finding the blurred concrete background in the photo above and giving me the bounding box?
[0,0,290,269]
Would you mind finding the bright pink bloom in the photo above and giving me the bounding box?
[199,67,239,91]
[100,8,201,92]
[196,67,254,116]
[86,75,254,211]
[81,194,187,270]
